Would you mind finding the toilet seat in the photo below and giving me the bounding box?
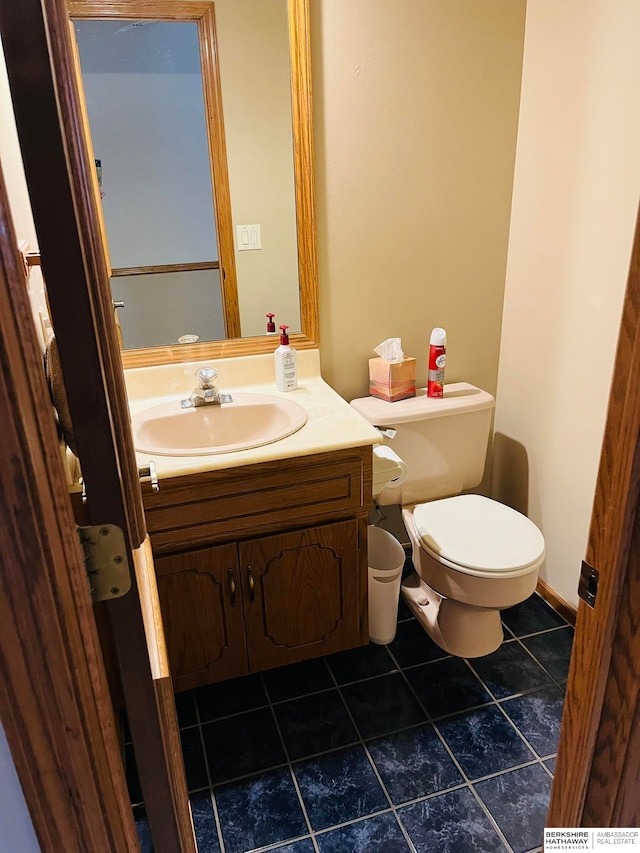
[412,494,545,579]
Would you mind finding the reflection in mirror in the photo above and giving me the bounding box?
[73,0,301,352]
[75,19,227,348]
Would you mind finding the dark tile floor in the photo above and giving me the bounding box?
[131,586,573,853]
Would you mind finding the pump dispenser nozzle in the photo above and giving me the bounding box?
[266,313,276,334]
[279,324,290,345]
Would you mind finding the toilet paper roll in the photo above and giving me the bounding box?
[372,445,408,497]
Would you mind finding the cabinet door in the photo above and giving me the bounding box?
[239,519,365,671]
[155,544,248,691]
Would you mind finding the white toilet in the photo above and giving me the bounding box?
[351,383,545,658]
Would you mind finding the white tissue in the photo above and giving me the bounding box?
[373,338,404,362]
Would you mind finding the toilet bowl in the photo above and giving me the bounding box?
[350,384,546,657]
[401,495,544,657]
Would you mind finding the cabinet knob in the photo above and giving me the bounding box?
[247,565,255,603]
[227,568,236,606]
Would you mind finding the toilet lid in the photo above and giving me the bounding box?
[413,494,545,574]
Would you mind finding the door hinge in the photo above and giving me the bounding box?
[78,523,132,602]
[578,560,599,608]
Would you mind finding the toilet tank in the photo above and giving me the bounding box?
[350,383,495,506]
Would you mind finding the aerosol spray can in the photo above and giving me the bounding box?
[427,328,446,398]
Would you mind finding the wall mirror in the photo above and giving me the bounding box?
[68,0,318,368]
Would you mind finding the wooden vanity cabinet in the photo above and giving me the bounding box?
[144,446,372,692]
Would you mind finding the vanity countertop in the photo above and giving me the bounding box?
[125,349,381,479]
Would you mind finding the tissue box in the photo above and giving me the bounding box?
[369,357,416,402]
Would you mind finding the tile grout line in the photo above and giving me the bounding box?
[203,760,292,791]
[514,632,571,688]
[505,623,571,641]
[540,757,556,781]
[193,691,227,853]
[468,757,550,786]
[248,836,315,853]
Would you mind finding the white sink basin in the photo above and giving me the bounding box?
[132,392,308,456]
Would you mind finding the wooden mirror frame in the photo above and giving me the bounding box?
[68,0,318,368]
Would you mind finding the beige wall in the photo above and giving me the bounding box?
[312,0,526,402]
[492,0,640,608]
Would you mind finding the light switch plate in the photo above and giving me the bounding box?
[236,224,262,251]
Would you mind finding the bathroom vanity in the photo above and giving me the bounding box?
[125,352,380,692]
[144,446,371,691]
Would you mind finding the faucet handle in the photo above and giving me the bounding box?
[195,366,218,389]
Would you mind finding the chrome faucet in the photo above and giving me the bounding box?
[181,367,233,408]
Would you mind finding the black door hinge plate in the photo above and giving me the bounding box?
[578,560,599,608]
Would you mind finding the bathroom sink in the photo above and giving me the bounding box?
[131,393,308,456]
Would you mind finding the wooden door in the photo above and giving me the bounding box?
[156,544,249,691]
[0,137,141,853]
[0,1,195,850]
[548,204,640,825]
[240,519,365,671]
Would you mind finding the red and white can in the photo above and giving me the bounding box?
[427,328,446,398]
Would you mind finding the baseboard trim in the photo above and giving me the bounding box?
[536,577,577,626]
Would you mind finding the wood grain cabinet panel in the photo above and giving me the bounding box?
[240,520,362,672]
[155,544,248,691]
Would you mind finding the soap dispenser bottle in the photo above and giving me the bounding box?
[274,324,297,391]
